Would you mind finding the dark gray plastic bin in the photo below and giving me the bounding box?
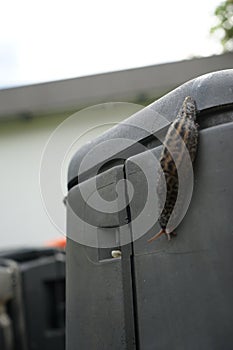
[67,70,233,350]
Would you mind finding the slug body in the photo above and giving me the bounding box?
[148,96,199,242]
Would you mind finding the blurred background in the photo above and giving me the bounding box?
[0,0,233,248]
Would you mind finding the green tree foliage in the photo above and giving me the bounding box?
[211,0,233,51]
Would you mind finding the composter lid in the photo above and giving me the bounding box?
[68,69,233,189]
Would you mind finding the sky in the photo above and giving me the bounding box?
[0,0,223,89]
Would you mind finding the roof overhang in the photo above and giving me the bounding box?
[0,53,233,120]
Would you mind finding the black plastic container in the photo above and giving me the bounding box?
[0,248,65,350]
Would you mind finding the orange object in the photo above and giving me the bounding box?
[46,237,66,248]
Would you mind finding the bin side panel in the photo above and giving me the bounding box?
[126,121,233,349]
[66,165,134,349]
